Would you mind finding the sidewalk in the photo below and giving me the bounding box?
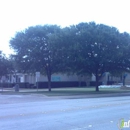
[56,92,130,99]
[0,88,130,100]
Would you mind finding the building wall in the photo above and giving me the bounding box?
[6,73,91,84]
[6,72,130,85]
[124,73,130,85]
[96,72,122,85]
[18,73,89,84]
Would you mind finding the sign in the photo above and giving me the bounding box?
[36,72,40,78]
[36,72,40,92]
[51,76,61,81]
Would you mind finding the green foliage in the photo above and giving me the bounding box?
[10,25,63,91]
[10,25,62,73]
[58,22,130,91]
[9,22,130,92]
[0,51,12,76]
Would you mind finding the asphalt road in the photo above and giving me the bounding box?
[0,94,130,130]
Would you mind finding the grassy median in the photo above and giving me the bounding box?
[0,87,130,96]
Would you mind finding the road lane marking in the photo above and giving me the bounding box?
[0,101,130,119]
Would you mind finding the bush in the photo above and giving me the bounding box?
[36,81,86,88]
[19,82,30,88]
[107,81,115,85]
[89,81,102,86]
[0,83,13,88]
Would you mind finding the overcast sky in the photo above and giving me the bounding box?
[0,0,130,56]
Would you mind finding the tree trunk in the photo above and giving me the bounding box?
[47,74,51,92]
[95,73,99,92]
[123,77,126,86]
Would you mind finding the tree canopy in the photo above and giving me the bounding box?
[10,25,64,91]
[9,22,130,91]
[0,51,12,77]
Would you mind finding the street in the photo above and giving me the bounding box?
[0,94,130,130]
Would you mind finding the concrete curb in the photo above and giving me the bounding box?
[54,92,130,99]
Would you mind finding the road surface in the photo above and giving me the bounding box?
[0,94,130,130]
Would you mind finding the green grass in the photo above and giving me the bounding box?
[0,87,130,96]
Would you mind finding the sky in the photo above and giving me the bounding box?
[0,0,130,56]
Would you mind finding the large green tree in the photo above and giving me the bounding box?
[10,22,130,92]
[10,25,63,91]
[78,23,130,91]
[60,22,130,91]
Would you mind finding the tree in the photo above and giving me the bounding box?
[78,22,130,91]
[10,22,130,92]
[61,22,130,91]
[0,51,12,77]
[10,25,63,91]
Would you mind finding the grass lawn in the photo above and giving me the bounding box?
[0,87,130,96]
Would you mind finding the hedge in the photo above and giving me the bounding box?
[89,81,102,86]
[35,81,86,88]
